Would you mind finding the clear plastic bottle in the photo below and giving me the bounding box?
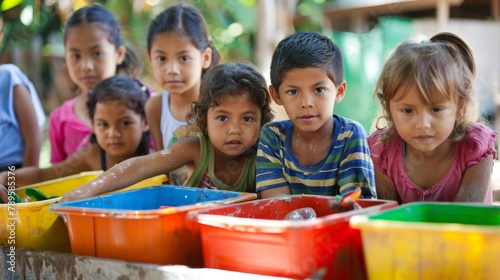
[283,207,317,220]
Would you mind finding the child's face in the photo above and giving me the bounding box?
[65,24,126,93]
[270,67,346,134]
[148,31,211,96]
[91,101,148,159]
[206,93,262,158]
[389,86,460,153]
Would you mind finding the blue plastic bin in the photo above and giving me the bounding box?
[50,185,256,266]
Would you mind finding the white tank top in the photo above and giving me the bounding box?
[160,91,187,147]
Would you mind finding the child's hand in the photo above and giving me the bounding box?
[0,171,7,186]
[60,184,93,203]
[328,196,361,213]
[0,184,8,203]
[329,186,362,213]
[0,171,9,203]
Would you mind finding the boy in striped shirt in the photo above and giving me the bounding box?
[256,31,376,203]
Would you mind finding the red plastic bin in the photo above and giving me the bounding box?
[187,195,397,279]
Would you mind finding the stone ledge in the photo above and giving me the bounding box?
[1,246,289,280]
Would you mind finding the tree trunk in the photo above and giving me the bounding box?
[255,0,298,120]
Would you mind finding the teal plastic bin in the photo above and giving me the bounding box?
[50,185,256,267]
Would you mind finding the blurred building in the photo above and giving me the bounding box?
[321,0,499,144]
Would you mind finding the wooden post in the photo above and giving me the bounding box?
[351,13,367,33]
[492,0,500,21]
[255,0,297,120]
[436,0,450,31]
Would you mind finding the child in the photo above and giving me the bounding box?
[145,3,221,151]
[0,75,150,203]
[0,64,46,171]
[60,62,274,202]
[49,4,139,163]
[256,31,376,202]
[145,4,221,185]
[369,32,497,204]
[0,13,46,171]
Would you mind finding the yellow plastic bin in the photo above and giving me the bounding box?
[0,171,167,252]
[350,202,500,280]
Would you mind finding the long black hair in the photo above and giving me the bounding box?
[65,4,140,76]
[146,3,221,75]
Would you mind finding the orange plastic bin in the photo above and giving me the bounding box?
[0,172,167,252]
[187,195,397,279]
[49,185,256,267]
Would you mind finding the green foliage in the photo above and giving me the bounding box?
[102,0,258,70]
[295,0,338,31]
[182,0,256,62]
[1,0,340,96]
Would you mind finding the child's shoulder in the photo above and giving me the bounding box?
[0,64,30,85]
[51,96,78,115]
[49,97,79,120]
[461,122,497,149]
[147,92,166,105]
[262,119,293,133]
[457,122,497,163]
[145,93,163,113]
[367,128,400,160]
[176,133,205,145]
[466,122,496,137]
[367,129,387,145]
[334,114,364,128]
[333,115,368,138]
[169,125,202,146]
[0,64,22,75]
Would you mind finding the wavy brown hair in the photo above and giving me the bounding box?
[186,62,274,136]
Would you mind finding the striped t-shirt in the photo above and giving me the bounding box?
[256,115,376,198]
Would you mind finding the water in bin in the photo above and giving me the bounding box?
[283,207,317,220]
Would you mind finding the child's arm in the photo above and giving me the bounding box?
[374,166,402,204]
[255,123,292,198]
[0,167,47,187]
[0,184,8,203]
[454,154,494,202]
[260,186,291,199]
[60,136,200,202]
[0,171,11,203]
[145,94,164,151]
[336,124,376,198]
[0,145,94,187]
[14,85,42,167]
